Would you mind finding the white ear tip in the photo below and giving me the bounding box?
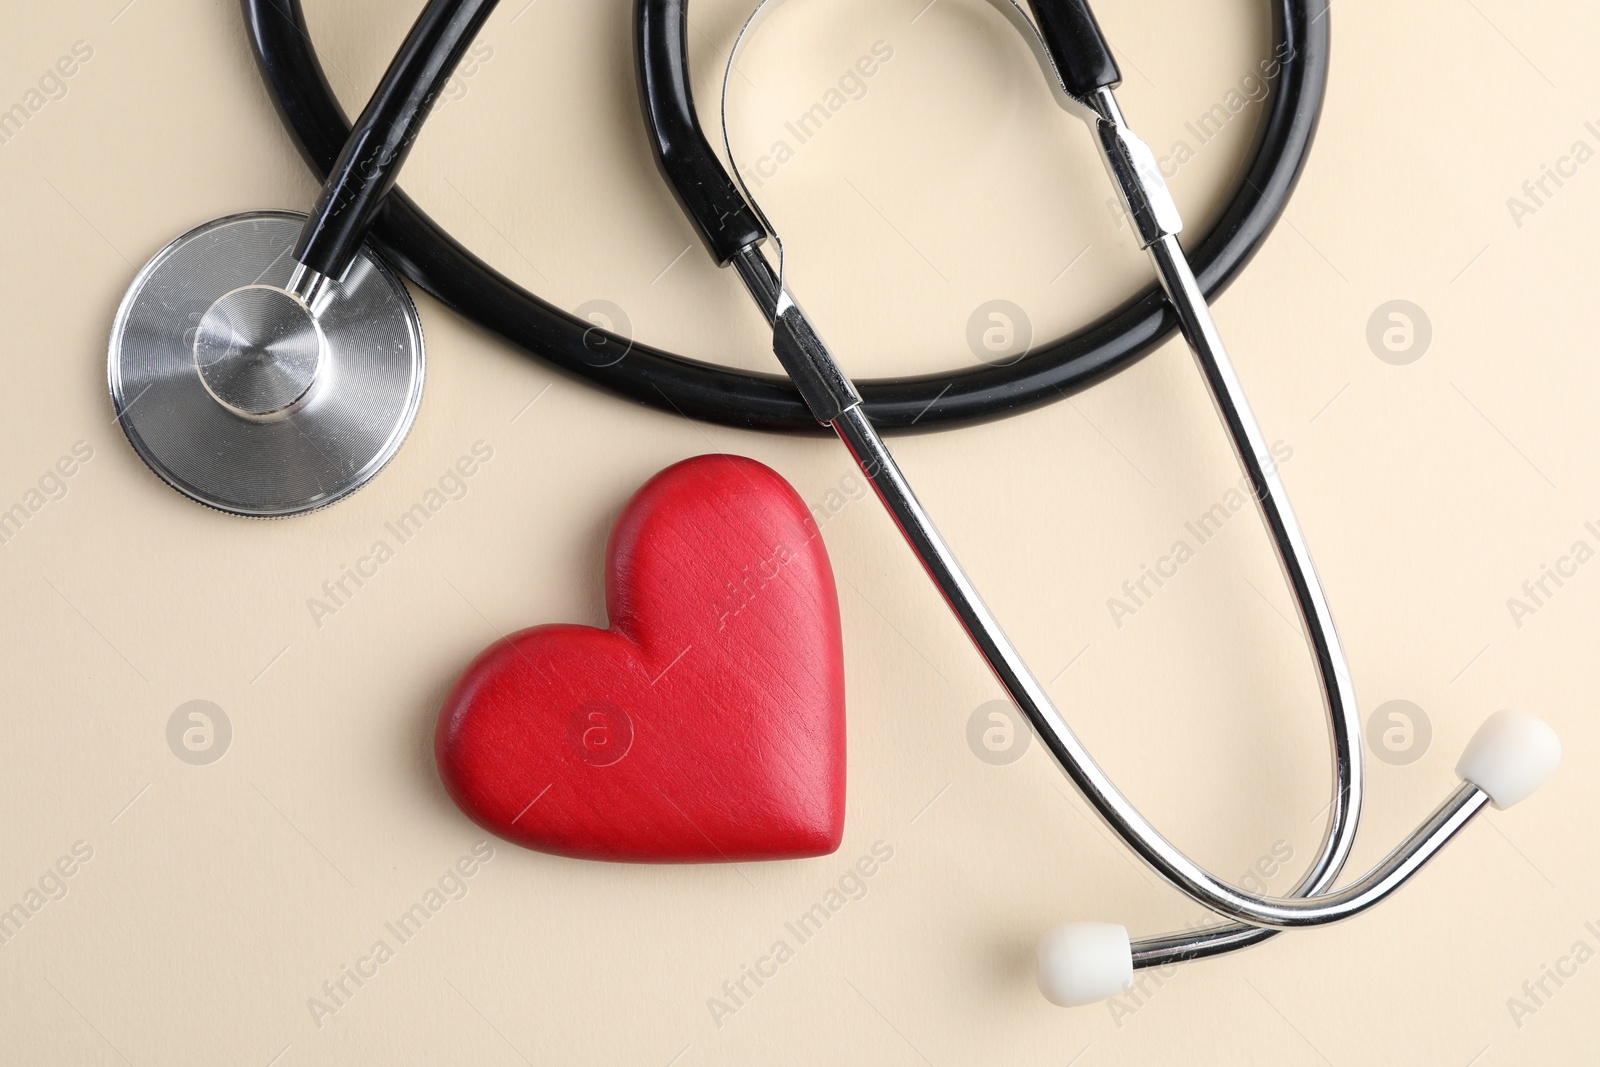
[1455,709,1561,809]
[1036,922,1133,1007]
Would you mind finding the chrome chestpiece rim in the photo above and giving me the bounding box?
[108,211,425,517]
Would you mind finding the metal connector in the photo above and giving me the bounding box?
[1081,87,1183,247]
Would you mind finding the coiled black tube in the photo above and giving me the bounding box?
[241,0,1328,433]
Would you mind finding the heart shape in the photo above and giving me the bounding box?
[435,454,846,862]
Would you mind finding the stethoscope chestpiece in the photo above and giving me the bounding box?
[107,211,425,517]
[107,0,504,517]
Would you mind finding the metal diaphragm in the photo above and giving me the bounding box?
[108,211,425,517]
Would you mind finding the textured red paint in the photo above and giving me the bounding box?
[435,455,846,862]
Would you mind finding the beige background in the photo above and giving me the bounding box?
[2,0,1596,1062]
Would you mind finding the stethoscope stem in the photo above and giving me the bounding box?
[290,0,501,284]
[285,262,332,308]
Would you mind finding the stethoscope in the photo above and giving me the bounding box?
[106,0,1561,1007]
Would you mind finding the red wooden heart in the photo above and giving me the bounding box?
[435,454,846,863]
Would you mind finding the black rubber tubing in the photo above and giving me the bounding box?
[1024,0,1123,99]
[294,0,501,278]
[241,0,1329,434]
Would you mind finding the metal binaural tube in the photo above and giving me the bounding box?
[719,5,1364,956]
[827,399,1442,931]
[715,0,1504,950]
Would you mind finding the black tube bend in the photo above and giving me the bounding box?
[634,0,767,265]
